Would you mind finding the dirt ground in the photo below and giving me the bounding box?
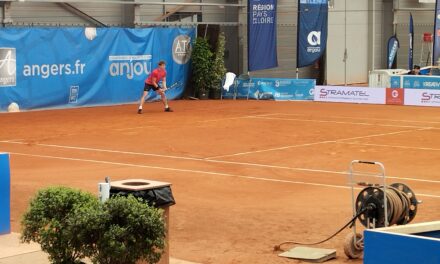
[1,100,439,264]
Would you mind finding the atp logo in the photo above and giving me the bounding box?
[307,31,321,46]
[0,48,16,87]
[172,35,192,65]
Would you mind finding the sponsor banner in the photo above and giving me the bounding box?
[0,27,195,111]
[297,0,328,68]
[386,88,404,105]
[401,76,440,89]
[404,88,440,107]
[248,0,278,71]
[222,78,315,101]
[314,86,386,104]
[390,76,402,88]
[387,36,399,69]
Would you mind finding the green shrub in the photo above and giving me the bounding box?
[210,32,227,93]
[86,195,166,264]
[192,37,213,95]
[21,187,99,264]
[21,188,165,264]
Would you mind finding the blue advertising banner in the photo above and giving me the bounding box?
[0,27,195,111]
[409,13,414,70]
[248,0,278,71]
[390,75,440,89]
[387,36,399,69]
[390,76,402,88]
[297,0,328,68]
[402,75,440,89]
[222,78,315,100]
[0,153,10,235]
[434,0,440,65]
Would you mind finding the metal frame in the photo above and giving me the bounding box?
[3,0,243,27]
[137,21,239,26]
[348,160,388,250]
[4,0,244,27]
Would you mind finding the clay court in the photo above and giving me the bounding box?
[1,100,440,263]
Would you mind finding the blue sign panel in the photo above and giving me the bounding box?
[387,36,399,69]
[248,0,278,71]
[0,153,10,235]
[390,76,401,88]
[402,76,440,89]
[297,0,328,68]
[222,78,315,100]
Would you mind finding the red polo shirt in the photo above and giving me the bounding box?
[145,68,167,85]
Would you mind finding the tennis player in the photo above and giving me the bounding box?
[137,60,172,114]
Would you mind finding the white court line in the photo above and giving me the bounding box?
[0,139,24,143]
[340,142,440,152]
[114,126,154,131]
[247,116,434,129]
[1,139,439,184]
[195,114,276,123]
[273,113,440,125]
[0,140,204,161]
[206,128,430,160]
[9,152,440,199]
[336,128,431,142]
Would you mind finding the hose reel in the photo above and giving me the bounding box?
[273,161,422,260]
[344,161,421,259]
[355,183,418,228]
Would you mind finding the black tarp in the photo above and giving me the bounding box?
[110,186,175,208]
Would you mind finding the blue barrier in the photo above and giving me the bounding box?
[0,153,10,235]
[222,78,315,100]
[0,27,195,111]
[364,222,440,264]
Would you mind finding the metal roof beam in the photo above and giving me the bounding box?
[154,0,195,22]
[12,0,245,7]
[57,3,107,27]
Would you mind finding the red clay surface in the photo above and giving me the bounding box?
[1,100,440,264]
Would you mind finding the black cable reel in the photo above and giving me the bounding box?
[344,182,420,259]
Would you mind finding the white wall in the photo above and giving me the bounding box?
[326,0,369,85]
[394,0,435,69]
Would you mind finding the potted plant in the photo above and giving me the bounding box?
[21,187,99,264]
[210,32,227,99]
[191,37,213,99]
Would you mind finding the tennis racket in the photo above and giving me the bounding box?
[162,81,183,93]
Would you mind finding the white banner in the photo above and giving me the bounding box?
[314,86,386,104]
[419,0,435,3]
[404,89,440,107]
